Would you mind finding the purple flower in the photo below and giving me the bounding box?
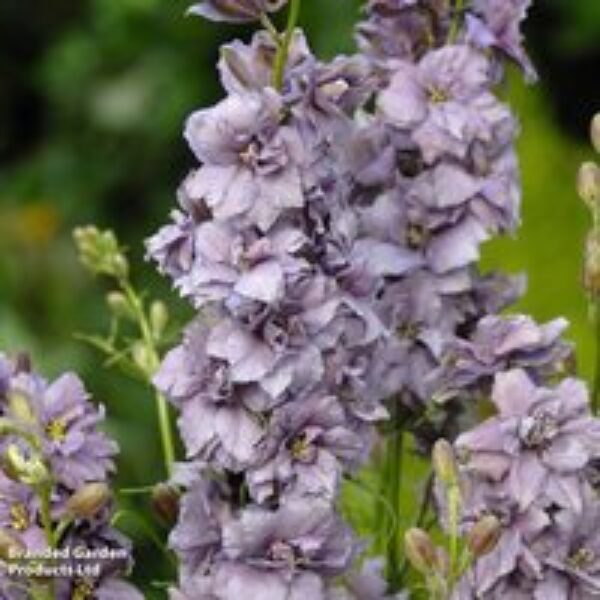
[215,500,357,597]
[0,472,46,553]
[378,44,513,163]
[32,373,118,490]
[151,218,310,310]
[154,321,269,469]
[438,315,572,400]
[188,0,287,23]
[456,369,600,511]
[247,390,371,502]
[466,0,537,82]
[169,480,225,580]
[533,488,600,598]
[183,90,305,231]
[357,0,451,65]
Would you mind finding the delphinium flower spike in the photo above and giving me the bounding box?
[0,352,142,599]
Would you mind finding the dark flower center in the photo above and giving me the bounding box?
[406,222,430,249]
[518,410,559,448]
[239,141,262,168]
[288,432,317,463]
[268,540,302,568]
[427,86,450,104]
[10,502,29,531]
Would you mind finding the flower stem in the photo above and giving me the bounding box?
[593,298,600,414]
[387,403,404,590]
[448,0,465,44]
[122,281,175,478]
[272,0,301,90]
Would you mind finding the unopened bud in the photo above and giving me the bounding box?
[150,301,169,341]
[578,162,600,209]
[404,527,438,574]
[132,342,155,374]
[467,514,502,558]
[73,226,129,279]
[0,528,25,560]
[67,482,111,519]
[7,391,36,425]
[151,483,180,525]
[591,113,600,154]
[106,292,135,321]
[432,439,458,486]
[584,232,600,297]
[3,445,49,486]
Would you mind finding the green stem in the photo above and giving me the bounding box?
[272,0,301,90]
[39,485,55,549]
[122,281,175,478]
[260,13,281,44]
[447,484,462,592]
[387,403,404,590]
[38,484,56,599]
[447,0,465,44]
[594,298,600,414]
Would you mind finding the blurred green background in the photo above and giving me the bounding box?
[0,0,599,595]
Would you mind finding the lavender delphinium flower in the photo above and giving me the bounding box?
[247,388,371,502]
[447,368,600,597]
[456,369,600,510]
[377,44,515,165]
[189,0,287,23]
[465,0,537,82]
[437,314,573,401]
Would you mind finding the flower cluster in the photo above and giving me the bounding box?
[451,369,600,597]
[147,0,600,597]
[147,5,406,596]
[0,353,141,599]
[348,0,541,450]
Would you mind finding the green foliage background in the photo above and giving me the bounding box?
[0,0,598,595]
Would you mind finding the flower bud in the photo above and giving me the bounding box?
[577,162,600,209]
[0,527,25,560]
[2,445,49,486]
[106,292,136,321]
[584,231,600,298]
[73,226,129,279]
[432,439,458,487]
[6,390,36,426]
[404,527,438,574]
[132,342,155,374]
[466,514,502,558]
[151,483,180,525]
[150,301,169,341]
[591,113,600,154]
[66,482,111,519]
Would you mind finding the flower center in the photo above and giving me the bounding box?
[268,540,300,568]
[518,411,559,448]
[10,502,29,531]
[288,433,316,463]
[406,222,429,249]
[239,141,261,167]
[567,546,595,570]
[46,418,68,443]
[427,86,450,104]
[71,579,95,600]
